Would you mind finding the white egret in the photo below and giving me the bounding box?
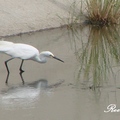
[0,41,64,82]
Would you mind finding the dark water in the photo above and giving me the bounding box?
[0,27,120,120]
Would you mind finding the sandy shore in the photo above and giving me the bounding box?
[0,0,82,37]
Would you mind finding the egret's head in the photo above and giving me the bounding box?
[41,51,54,57]
[40,51,64,63]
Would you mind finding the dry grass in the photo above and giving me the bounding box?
[66,0,120,88]
[85,0,120,26]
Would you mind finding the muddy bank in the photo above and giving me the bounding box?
[0,0,82,37]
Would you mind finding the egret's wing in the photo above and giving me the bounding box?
[0,41,39,59]
[9,44,39,59]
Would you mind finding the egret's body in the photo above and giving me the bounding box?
[0,41,64,83]
[0,41,47,62]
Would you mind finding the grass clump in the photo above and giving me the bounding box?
[68,25,120,88]
[85,0,120,26]
[75,25,120,87]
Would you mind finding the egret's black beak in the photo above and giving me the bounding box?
[53,56,64,63]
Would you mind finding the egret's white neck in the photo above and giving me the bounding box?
[39,53,47,63]
[33,52,47,63]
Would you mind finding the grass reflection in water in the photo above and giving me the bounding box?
[69,25,120,88]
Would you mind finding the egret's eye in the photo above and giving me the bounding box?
[49,55,53,57]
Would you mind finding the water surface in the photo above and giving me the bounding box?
[0,27,120,120]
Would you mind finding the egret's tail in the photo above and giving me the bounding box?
[0,40,14,52]
[0,40,14,46]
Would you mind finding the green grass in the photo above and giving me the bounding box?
[68,25,120,88]
[66,0,120,88]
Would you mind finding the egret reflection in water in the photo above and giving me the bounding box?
[0,79,64,109]
[69,25,120,88]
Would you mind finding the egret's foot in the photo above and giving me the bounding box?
[19,69,25,73]
[19,70,25,84]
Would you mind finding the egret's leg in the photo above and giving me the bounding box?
[5,58,14,73]
[19,60,24,73]
[5,58,14,83]
[5,73,10,84]
[19,72,25,84]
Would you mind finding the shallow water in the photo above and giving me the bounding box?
[0,27,120,120]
